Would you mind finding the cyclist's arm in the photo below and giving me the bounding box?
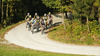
[34,16,36,19]
[40,21,42,27]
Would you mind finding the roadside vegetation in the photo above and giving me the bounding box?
[48,19,100,46]
[0,44,86,56]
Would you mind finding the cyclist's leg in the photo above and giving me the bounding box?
[41,25,44,34]
[31,24,34,32]
[36,24,39,32]
[31,24,35,33]
[28,23,31,31]
[26,21,28,28]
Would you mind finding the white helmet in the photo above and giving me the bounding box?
[32,18,34,20]
[27,13,30,15]
[35,13,37,15]
[44,13,46,16]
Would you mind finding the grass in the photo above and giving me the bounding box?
[0,44,86,56]
[0,20,86,56]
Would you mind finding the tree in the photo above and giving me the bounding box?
[72,0,95,32]
[6,0,9,22]
[93,0,100,24]
[0,1,1,23]
[42,0,73,29]
[82,0,95,32]
[1,0,4,24]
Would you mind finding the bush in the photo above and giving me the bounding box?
[48,19,100,46]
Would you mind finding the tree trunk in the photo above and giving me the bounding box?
[98,6,100,24]
[1,0,3,24]
[6,2,9,20]
[87,16,90,33]
[64,11,67,19]
[62,12,66,29]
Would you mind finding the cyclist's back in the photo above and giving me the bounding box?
[47,12,52,20]
[41,19,45,25]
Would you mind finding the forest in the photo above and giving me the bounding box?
[0,0,53,29]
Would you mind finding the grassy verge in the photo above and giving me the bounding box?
[48,19,100,46]
[0,44,86,56]
[0,20,86,56]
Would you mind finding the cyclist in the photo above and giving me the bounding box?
[28,18,32,31]
[27,15,32,31]
[35,16,40,32]
[40,19,45,34]
[25,13,31,28]
[31,18,36,34]
[43,13,48,29]
[34,13,39,19]
[25,13,30,20]
[47,12,53,27]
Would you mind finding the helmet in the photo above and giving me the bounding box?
[27,13,30,15]
[35,13,37,15]
[32,18,34,20]
[44,13,46,16]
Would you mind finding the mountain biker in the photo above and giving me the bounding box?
[31,18,36,33]
[43,13,48,29]
[47,12,53,27]
[35,16,40,32]
[25,13,30,20]
[25,13,31,28]
[40,19,45,34]
[34,13,39,19]
[27,15,32,31]
[28,18,32,31]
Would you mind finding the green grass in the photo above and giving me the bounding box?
[0,20,86,56]
[0,44,86,56]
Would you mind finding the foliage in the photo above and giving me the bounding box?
[42,0,73,12]
[0,0,53,28]
[48,19,100,46]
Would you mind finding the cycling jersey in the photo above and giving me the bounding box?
[31,20,36,24]
[44,17,47,20]
[48,14,52,19]
[41,20,45,25]
[36,19,40,25]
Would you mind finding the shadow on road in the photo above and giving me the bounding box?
[45,22,62,34]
